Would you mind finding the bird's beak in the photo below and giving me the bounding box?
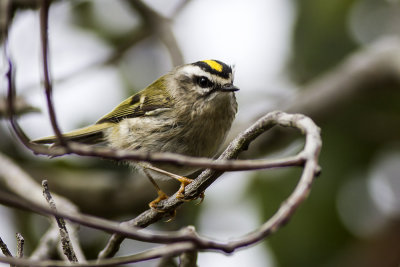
[220,83,240,92]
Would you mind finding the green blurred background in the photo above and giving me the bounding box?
[1,0,400,266]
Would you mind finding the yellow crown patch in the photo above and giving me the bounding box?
[202,60,223,72]
[193,60,231,78]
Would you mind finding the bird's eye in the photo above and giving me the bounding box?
[196,76,213,88]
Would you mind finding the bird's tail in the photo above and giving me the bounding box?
[31,123,113,145]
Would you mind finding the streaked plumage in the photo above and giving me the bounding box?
[33,60,239,205]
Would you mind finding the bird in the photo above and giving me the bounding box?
[33,59,239,208]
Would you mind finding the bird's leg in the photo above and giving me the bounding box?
[142,168,169,209]
[141,164,193,199]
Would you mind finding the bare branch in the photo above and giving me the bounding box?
[33,142,304,171]
[42,180,78,263]
[3,95,321,261]
[0,109,321,264]
[0,110,322,256]
[99,112,321,258]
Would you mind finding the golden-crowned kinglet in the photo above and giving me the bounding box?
[33,60,239,207]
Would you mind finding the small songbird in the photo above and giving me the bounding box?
[33,60,239,208]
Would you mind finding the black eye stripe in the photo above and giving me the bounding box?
[196,76,214,88]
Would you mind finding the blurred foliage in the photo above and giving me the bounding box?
[248,0,400,266]
[250,169,350,267]
[290,0,359,83]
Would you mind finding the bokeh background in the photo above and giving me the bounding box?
[1,0,400,266]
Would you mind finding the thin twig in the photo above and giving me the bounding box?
[39,0,66,146]
[0,242,196,267]
[0,237,14,267]
[15,233,24,259]
[42,180,78,263]
[0,238,13,257]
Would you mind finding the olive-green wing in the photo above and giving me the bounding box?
[32,77,171,145]
[32,123,113,144]
[96,77,172,124]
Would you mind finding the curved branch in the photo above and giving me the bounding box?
[0,110,321,265]
[39,0,66,146]
[98,112,321,258]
